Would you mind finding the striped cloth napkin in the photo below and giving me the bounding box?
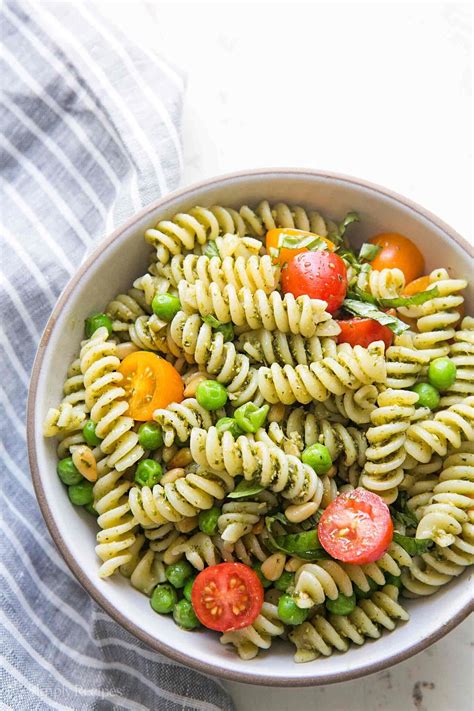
[0,2,233,709]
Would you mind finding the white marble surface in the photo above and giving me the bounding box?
[100,2,472,709]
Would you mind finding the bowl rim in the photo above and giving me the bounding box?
[27,167,474,687]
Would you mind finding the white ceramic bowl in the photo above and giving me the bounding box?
[28,169,473,686]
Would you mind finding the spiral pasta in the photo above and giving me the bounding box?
[93,468,137,577]
[263,413,367,467]
[79,327,144,471]
[360,389,419,504]
[153,397,222,447]
[439,316,474,407]
[257,341,386,405]
[153,253,279,294]
[145,205,247,264]
[356,267,406,299]
[400,538,473,597]
[289,585,409,662]
[178,280,333,337]
[217,500,271,543]
[120,535,167,595]
[170,532,220,570]
[220,601,284,659]
[129,466,235,526]
[238,200,336,239]
[385,332,431,389]
[415,444,474,547]
[398,269,467,361]
[168,311,259,405]
[190,427,320,503]
[237,329,340,367]
[293,541,412,608]
[404,396,474,464]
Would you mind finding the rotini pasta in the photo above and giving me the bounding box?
[237,329,340,367]
[220,602,284,659]
[289,585,409,662]
[356,267,406,300]
[257,341,386,405]
[439,316,474,407]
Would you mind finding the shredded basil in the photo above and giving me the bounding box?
[393,532,432,555]
[228,479,264,499]
[343,299,409,335]
[277,232,327,251]
[202,314,221,329]
[377,286,439,309]
[359,243,382,262]
[265,515,329,559]
[329,211,359,244]
[204,240,220,258]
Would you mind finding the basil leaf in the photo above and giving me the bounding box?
[278,233,327,252]
[393,532,432,556]
[359,243,382,262]
[342,299,409,335]
[346,287,377,305]
[330,212,359,244]
[265,516,329,560]
[204,240,220,258]
[377,286,439,309]
[228,479,264,499]
[392,509,418,528]
[202,314,221,329]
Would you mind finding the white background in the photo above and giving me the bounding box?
[102,2,472,709]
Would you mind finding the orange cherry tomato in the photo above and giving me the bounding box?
[266,228,335,266]
[369,233,425,283]
[192,563,263,632]
[318,488,393,564]
[118,351,183,421]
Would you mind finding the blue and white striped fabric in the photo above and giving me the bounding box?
[0,2,233,709]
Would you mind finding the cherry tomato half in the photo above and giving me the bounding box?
[337,317,393,349]
[318,488,393,564]
[369,233,424,283]
[118,351,184,421]
[266,228,335,266]
[191,562,264,632]
[281,251,348,314]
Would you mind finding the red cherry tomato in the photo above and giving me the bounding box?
[281,251,348,314]
[318,488,393,564]
[337,317,393,349]
[191,562,263,632]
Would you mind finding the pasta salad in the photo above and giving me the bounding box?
[43,200,473,662]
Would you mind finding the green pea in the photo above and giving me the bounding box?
[274,571,295,592]
[183,576,196,602]
[215,417,244,438]
[234,403,269,433]
[138,422,164,450]
[57,457,82,486]
[151,583,178,614]
[83,420,102,447]
[253,563,272,589]
[277,594,309,626]
[173,599,200,629]
[215,322,234,343]
[198,506,220,535]
[196,380,228,411]
[68,480,94,506]
[412,382,440,410]
[428,357,457,391]
[134,459,163,487]
[325,592,357,616]
[354,577,379,599]
[152,293,181,322]
[85,312,113,338]
[84,502,98,517]
[165,560,194,589]
[384,573,402,588]
[302,443,333,474]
